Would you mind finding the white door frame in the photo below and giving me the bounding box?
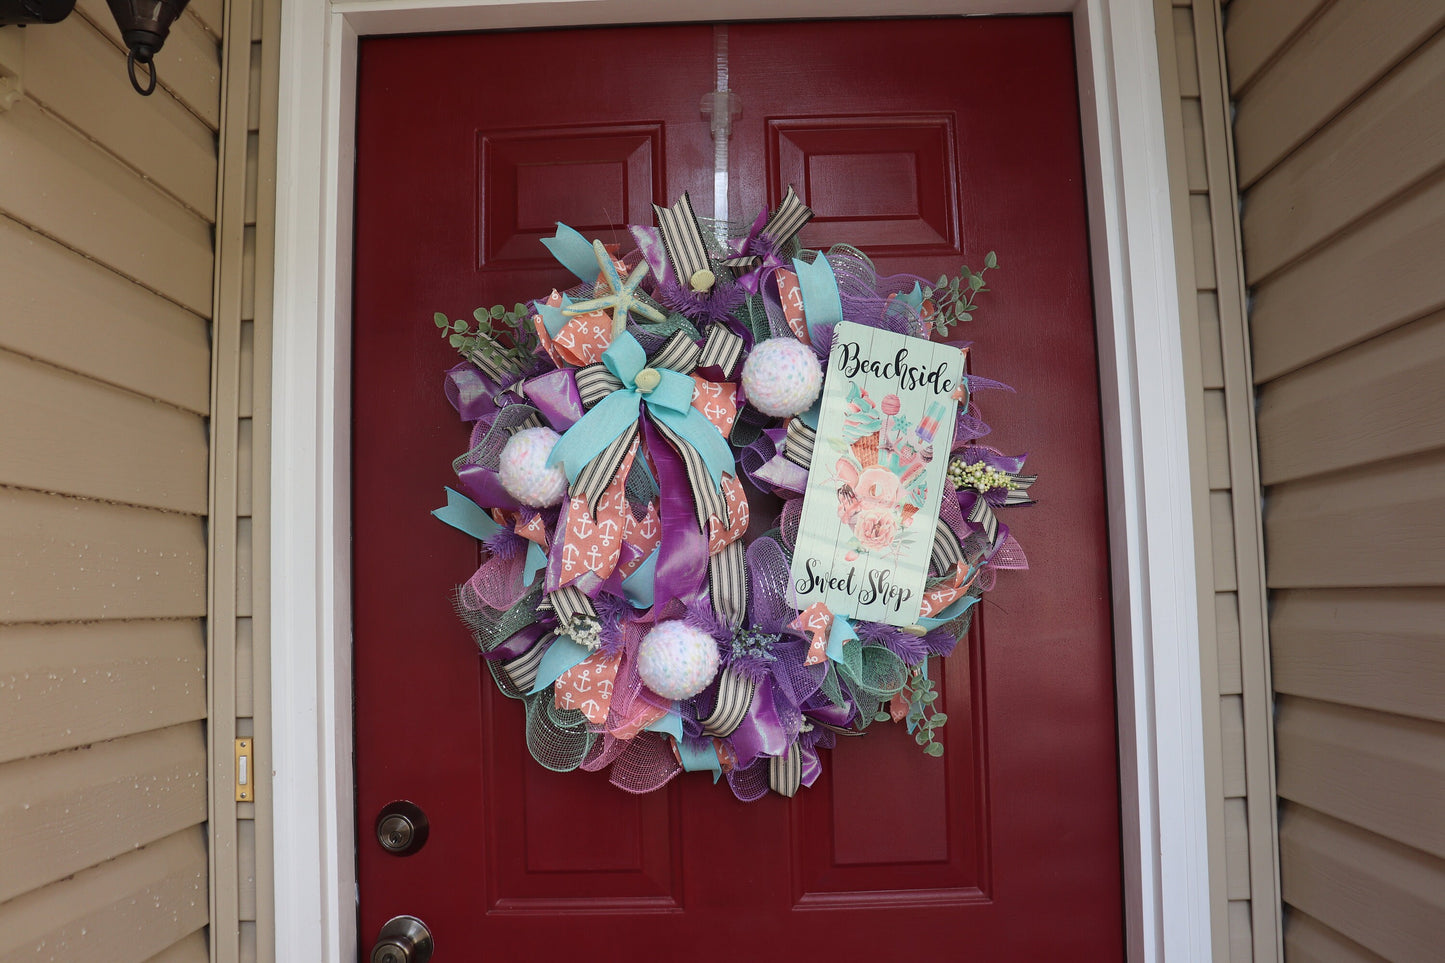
[270,1,1209,959]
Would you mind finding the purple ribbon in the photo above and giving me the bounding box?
[445,363,500,423]
[484,622,552,662]
[641,418,710,615]
[728,209,791,295]
[524,369,584,431]
[728,676,787,768]
[458,464,525,512]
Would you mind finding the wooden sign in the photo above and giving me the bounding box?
[790,321,966,627]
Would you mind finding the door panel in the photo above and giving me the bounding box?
[354,19,1122,960]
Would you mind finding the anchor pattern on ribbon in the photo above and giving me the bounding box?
[691,375,738,439]
[554,652,621,724]
[551,440,638,590]
[619,503,662,578]
[707,474,750,555]
[519,513,548,548]
[790,601,834,667]
[550,309,614,366]
[918,561,978,619]
[774,268,810,344]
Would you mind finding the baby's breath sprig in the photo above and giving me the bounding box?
[947,458,1017,494]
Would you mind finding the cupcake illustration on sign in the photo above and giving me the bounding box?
[834,386,930,559]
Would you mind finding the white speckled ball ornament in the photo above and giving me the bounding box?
[741,337,824,417]
[636,621,720,700]
[498,427,568,508]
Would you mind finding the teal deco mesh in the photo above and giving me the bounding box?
[524,693,594,773]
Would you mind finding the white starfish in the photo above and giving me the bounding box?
[563,239,667,336]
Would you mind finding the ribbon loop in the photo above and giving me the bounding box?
[653,193,713,291]
[791,254,843,340]
[723,185,815,293]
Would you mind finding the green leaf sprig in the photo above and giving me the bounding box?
[869,662,948,757]
[923,250,997,339]
[906,666,947,757]
[433,302,539,372]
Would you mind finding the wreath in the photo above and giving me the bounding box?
[429,189,1034,800]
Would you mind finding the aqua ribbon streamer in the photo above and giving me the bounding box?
[791,255,843,342]
[620,549,658,608]
[676,737,723,778]
[523,541,548,586]
[538,296,573,337]
[646,711,684,742]
[432,487,501,541]
[546,333,733,489]
[826,615,858,663]
[541,223,602,284]
[527,634,592,695]
[916,592,981,630]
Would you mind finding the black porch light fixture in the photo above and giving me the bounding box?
[106,0,193,95]
[0,0,191,97]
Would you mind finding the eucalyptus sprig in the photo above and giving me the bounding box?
[870,662,948,756]
[924,250,998,339]
[906,666,947,757]
[433,302,538,371]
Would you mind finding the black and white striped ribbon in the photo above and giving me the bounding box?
[968,495,1000,545]
[576,363,625,408]
[698,324,744,378]
[722,185,814,271]
[1005,473,1038,505]
[653,193,712,288]
[500,632,553,692]
[930,520,966,577]
[708,539,749,627]
[573,423,639,514]
[649,331,701,372]
[545,585,597,624]
[969,472,1037,545]
[465,344,526,385]
[783,420,816,469]
[700,667,755,737]
[768,743,802,798]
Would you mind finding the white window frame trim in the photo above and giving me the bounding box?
[270,1,1210,960]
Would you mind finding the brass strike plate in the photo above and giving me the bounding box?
[235,738,253,802]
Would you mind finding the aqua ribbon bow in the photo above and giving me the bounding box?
[546,332,733,490]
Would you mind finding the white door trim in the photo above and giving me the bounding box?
[270,2,1209,960]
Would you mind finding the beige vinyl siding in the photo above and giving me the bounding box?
[0,2,221,960]
[1226,1,1445,958]
[1156,2,1281,959]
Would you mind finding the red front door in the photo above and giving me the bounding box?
[353,19,1122,960]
